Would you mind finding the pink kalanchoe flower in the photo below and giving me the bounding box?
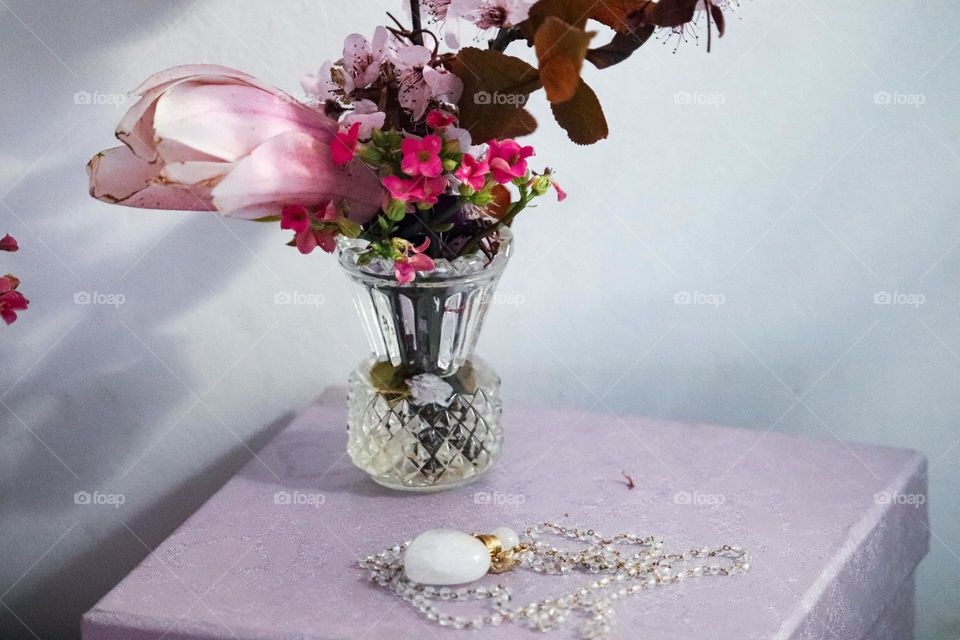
[486,138,535,184]
[401,135,443,177]
[426,109,458,130]
[455,154,489,190]
[383,175,425,202]
[416,176,448,205]
[552,180,567,202]
[0,234,18,252]
[0,276,28,325]
[285,203,339,255]
[280,204,311,234]
[332,122,362,165]
[395,238,436,284]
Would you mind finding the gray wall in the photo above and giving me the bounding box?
[1,0,957,637]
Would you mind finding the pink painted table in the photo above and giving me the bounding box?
[83,390,929,640]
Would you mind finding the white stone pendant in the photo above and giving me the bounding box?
[404,527,519,585]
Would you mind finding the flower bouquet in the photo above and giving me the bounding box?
[88,0,732,490]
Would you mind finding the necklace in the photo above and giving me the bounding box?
[360,521,751,639]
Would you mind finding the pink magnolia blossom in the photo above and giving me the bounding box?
[0,276,28,325]
[332,122,361,165]
[401,135,443,177]
[486,138,535,184]
[0,234,18,252]
[392,45,463,120]
[455,154,489,190]
[87,64,382,223]
[395,238,436,284]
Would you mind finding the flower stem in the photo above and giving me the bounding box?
[409,0,423,45]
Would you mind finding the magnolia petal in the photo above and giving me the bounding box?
[131,64,258,96]
[87,146,215,211]
[153,82,335,162]
[159,160,231,186]
[210,131,382,222]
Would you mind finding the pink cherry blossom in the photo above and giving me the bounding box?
[332,122,361,165]
[395,238,436,284]
[341,99,386,139]
[392,44,463,120]
[448,0,533,30]
[87,64,383,222]
[401,135,443,178]
[486,138,535,184]
[0,234,18,252]
[299,60,339,103]
[341,27,390,92]
[455,154,489,190]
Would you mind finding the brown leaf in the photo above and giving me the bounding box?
[535,16,595,104]
[641,0,700,28]
[486,184,512,220]
[448,48,540,141]
[525,0,653,34]
[585,24,655,69]
[550,79,608,145]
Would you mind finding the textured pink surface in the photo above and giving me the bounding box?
[82,389,929,640]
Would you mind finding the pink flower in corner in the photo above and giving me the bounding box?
[332,122,362,165]
[0,234,18,252]
[416,176,448,205]
[0,276,28,325]
[455,154,489,191]
[401,135,443,177]
[395,238,436,284]
[486,138,535,184]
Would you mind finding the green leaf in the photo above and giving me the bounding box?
[369,361,410,394]
[550,79,608,145]
[252,215,281,223]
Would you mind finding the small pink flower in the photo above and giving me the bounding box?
[552,180,567,202]
[332,122,361,165]
[486,138,535,184]
[426,109,458,130]
[283,203,340,254]
[401,135,443,177]
[416,176,448,205]
[391,44,464,120]
[0,234,18,252]
[455,154,489,190]
[383,175,425,202]
[395,238,436,284]
[0,276,28,325]
[280,204,310,234]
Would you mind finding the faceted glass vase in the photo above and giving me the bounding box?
[339,231,512,492]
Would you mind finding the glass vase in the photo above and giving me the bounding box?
[338,230,512,492]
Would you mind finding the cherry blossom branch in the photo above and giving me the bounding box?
[409,0,423,45]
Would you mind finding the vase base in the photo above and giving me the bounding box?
[347,357,503,492]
